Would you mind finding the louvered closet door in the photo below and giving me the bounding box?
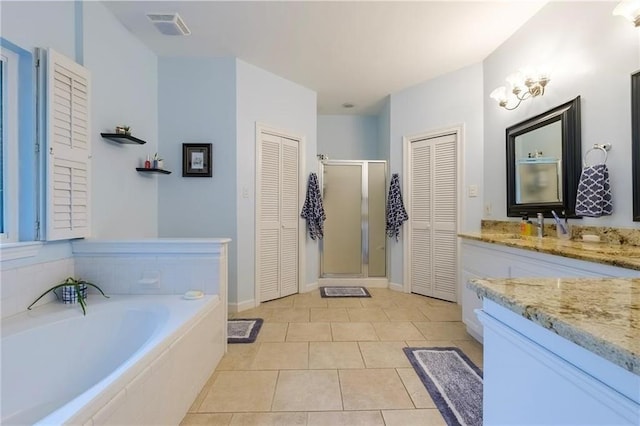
[409,133,457,302]
[47,49,91,241]
[257,131,299,303]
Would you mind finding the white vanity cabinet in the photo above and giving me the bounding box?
[460,239,640,341]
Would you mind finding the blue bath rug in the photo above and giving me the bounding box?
[319,286,371,298]
[404,347,483,426]
[228,318,263,344]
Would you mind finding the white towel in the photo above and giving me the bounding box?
[575,164,612,217]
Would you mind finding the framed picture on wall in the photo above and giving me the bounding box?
[632,71,639,221]
[182,143,212,177]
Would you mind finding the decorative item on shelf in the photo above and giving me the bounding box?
[144,154,151,168]
[115,125,131,136]
[613,0,640,26]
[27,276,109,315]
[490,66,551,110]
[152,153,164,169]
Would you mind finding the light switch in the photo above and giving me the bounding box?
[242,187,249,198]
[468,185,478,197]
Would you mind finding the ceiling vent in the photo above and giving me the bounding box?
[146,13,191,36]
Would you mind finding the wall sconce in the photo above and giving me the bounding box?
[490,67,551,110]
[613,0,640,26]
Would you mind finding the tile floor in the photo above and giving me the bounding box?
[181,288,483,426]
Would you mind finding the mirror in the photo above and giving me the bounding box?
[506,96,581,218]
[633,71,640,221]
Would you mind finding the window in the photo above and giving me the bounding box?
[0,47,19,242]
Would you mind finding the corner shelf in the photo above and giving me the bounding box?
[101,133,147,145]
[136,168,171,175]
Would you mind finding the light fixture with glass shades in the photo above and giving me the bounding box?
[613,0,640,26]
[490,67,551,111]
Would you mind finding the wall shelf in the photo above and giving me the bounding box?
[101,133,147,145]
[136,168,171,175]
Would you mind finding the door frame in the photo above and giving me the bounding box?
[254,123,306,306]
[402,125,464,298]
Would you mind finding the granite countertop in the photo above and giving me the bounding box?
[468,277,640,375]
[458,232,640,271]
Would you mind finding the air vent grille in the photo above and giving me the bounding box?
[146,13,191,36]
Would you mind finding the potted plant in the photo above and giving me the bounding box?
[27,277,109,315]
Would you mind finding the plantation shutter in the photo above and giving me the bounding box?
[410,142,432,296]
[46,49,91,241]
[279,138,299,298]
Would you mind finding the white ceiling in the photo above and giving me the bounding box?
[103,1,548,115]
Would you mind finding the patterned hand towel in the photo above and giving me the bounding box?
[575,164,612,217]
[300,173,326,240]
[386,173,409,241]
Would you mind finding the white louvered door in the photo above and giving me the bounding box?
[409,133,457,302]
[256,130,300,303]
[46,49,91,241]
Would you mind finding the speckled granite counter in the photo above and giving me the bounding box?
[468,277,640,374]
[459,232,640,271]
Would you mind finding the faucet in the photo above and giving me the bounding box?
[536,213,544,238]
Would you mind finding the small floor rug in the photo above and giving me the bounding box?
[319,286,371,298]
[404,347,483,426]
[227,318,263,343]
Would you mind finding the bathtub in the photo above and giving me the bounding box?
[1,294,226,425]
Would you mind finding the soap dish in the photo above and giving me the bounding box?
[183,290,204,300]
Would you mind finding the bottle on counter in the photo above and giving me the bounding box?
[520,213,528,237]
[144,155,151,169]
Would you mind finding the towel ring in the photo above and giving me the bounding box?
[583,143,611,167]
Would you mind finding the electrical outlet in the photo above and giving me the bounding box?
[242,187,249,198]
[484,202,492,216]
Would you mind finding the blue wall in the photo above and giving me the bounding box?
[317,115,379,160]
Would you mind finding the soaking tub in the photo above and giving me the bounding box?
[1,294,226,425]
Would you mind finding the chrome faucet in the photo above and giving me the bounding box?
[536,213,544,238]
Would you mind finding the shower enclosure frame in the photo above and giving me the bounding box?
[318,160,387,279]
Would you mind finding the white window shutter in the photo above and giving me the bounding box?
[279,139,299,298]
[46,49,91,241]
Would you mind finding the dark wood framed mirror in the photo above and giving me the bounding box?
[632,71,640,221]
[506,96,581,218]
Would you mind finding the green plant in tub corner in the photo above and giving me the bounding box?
[27,277,109,315]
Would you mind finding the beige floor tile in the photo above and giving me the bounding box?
[358,341,411,368]
[404,340,455,348]
[381,409,446,426]
[309,342,365,369]
[269,309,310,323]
[425,297,456,307]
[286,322,332,341]
[180,413,233,425]
[256,323,288,342]
[359,297,398,308]
[216,344,261,371]
[189,371,220,412]
[419,305,462,322]
[339,369,413,410]
[396,368,436,409]
[310,307,349,322]
[372,322,424,341]
[199,371,278,412]
[413,321,473,340]
[229,412,307,425]
[307,410,384,426]
[293,295,328,308]
[230,307,271,321]
[390,294,433,310]
[272,370,343,411]
[347,308,389,322]
[251,342,309,370]
[326,298,365,308]
[452,339,484,369]
[383,307,428,321]
[331,322,379,341]
[261,296,295,309]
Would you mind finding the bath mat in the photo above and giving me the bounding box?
[403,347,483,426]
[319,286,371,298]
[227,318,263,343]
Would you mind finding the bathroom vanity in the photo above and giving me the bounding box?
[460,232,640,425]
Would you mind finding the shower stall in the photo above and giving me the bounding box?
[319,160,387,283]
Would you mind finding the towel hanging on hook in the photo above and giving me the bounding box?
[583,143,611,167]
[576,143,612,217]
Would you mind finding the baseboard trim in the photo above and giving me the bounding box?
[303,281,319,293]
[228,299,255,314]
[389,282,405,292]
[318,277,389,288]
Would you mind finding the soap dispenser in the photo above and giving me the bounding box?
[520,214,528,237]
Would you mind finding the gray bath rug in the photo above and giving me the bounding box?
[228,318,263,343]
[319,286,371,298]
[403,347,483,426]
